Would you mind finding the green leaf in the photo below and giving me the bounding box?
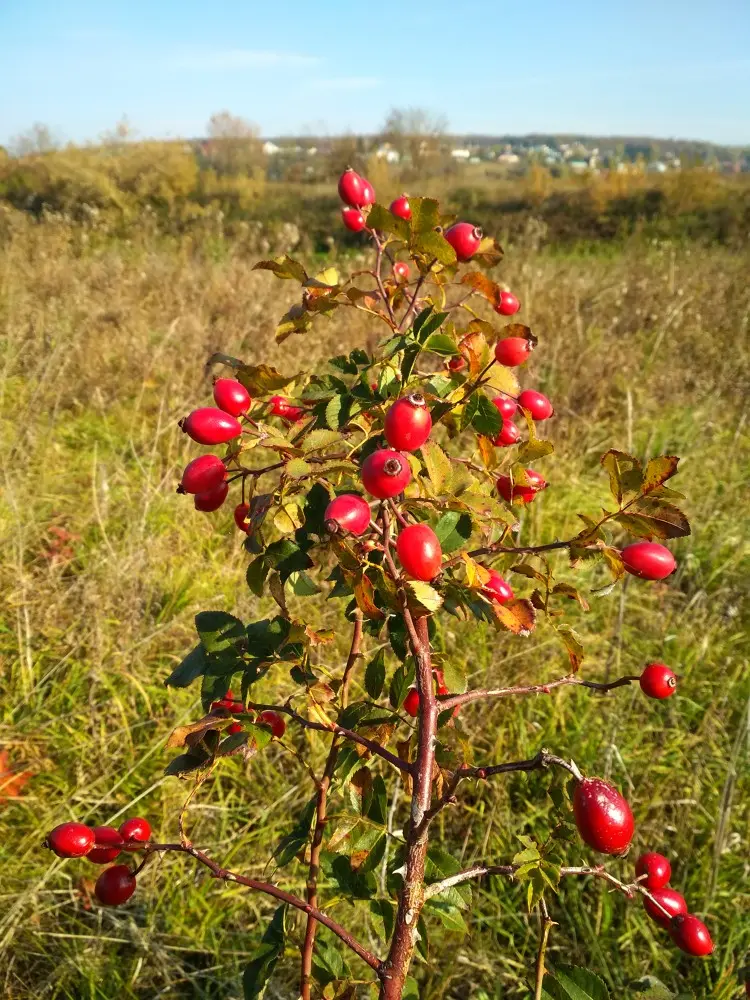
[302,429,343,453]
[388,615,408,661]
[246,557,269,598]
[366,774,388,825]
[423,898,469,934]
[556,624,585,671]
[238,363,298,396]
[402,977,420,1000]
[164,749,210,776]
[311,934,350,987]
[284,457,312,478]
[366,202,410,240]
[421,439,453,494]
[423,332,461,356]
[600,450,643,505]
[540,965,610,1000]
[364,648,387,700]
[369,898,396,941]
[273,797,316,867]
[195,611,245,654]
[243,905,286,1000]
[409,197,441,234]
[252,255,307,282]
[415,310,449,343]
[414,230,456,266]
[440,657,467,693]
[288,571,320,596]
[614,499,690,539]
[389,658,416,709]
[434,511,473,554]
[165,645,207,688]
[464,393,503,438]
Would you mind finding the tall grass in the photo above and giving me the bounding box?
[0,216,748,999]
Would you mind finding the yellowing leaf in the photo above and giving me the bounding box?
[406,580,443,614]
[274,503,303,534]
[492,598,537,636]
[421,439,452,494]
[556,624,585,670]
[642,455,680,493]
[461,553,492,589]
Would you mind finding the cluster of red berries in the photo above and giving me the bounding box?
[44,816,152,906]
[636,851,714,956]
[209,691,287,739]
[177,378,304,522]
[338,167,376,233]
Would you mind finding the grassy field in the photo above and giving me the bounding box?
[0,212,748,999]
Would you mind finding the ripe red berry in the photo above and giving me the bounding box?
[269,396,305,422]
[494,290,520,316]
[342,206,366,232]
[87,826,125,865]
[403,688,420,717]
[494,337,533,367]
[119,817,151,844]
[482,569,514,604]
[670,913,714,956]
[635,852,672,890]
[444,222,483,262]
[643,887,688,928]
[227,721,243,736]
[448,356,467,372]
[390,194,412,221]
[640,662,677,699]
[492,395,518,419]
[234,502,250,532]
[324,494,372,536]
[393,261,410,281]
[361,449,412,499]
[194,482,229,512]
[518,389,554,421]
[338,167,366,207]
[621,541,676,580]
[360,177,375,206]
[396,523,442,581]
[258,710,286,739]
[179,455,226,495]
[95,865,137,906]
[494,419,521,447]
[384,393,432,452]
[572,777,634,855]
[496,470,546,505]
[46,822,95,858]
[180,408,242,446]
[213,378,251,416]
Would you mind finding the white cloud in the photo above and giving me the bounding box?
[168,48,322,72]
[311,77,381,91]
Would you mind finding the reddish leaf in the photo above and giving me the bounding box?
[0,750,33,805]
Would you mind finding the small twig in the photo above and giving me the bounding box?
[439,673,643,712]
[398,261,435,333]
[534,900,556,1000]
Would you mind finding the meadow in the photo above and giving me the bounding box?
[0,188,748,999]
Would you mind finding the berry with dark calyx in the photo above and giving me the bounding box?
[494,419,521,447]
[213,378,251,416]
[384,393,432,452]
[494,337,533,367]
[572,777,634,855]
[258,711,286,739]
[269,396,305,422]
[492,395,518,419]
[497,470,547,505]
[324,494,372,536]
[342,206,366,232]
[338,167,365,207]
[390,194,412,221]
[483,569,514,604]
[643,887,688,928]
[361,449,412,499]
[494,290,520,316]
[444,222,483,262]
[87,826,125,865]
[670,914,714,956]
[180,408,242,446]
[397,523,442,581]
[393,261,410,282]
[635,852,672,890]
[403,688,420,718]
[518,389,554,421]
[234,502,250,532]
[46,822,95,858]
[194,482,229,512]
[360,177,375,206]
[621,541,676,580]
[95,865,137,906]
[179,455,226,495]
[640,662,677,699]
[119,817,151,844]
[226,721,244,736]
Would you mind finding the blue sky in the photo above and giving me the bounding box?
[2,0,749,146]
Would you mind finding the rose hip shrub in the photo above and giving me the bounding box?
[44,171,708,999]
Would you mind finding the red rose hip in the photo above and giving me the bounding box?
[338,167,366,207]
[390,194,412,221]
[492,395,518,419]
[403,688,420,718]
[643,887,687,928]
[213,378,251,416]
[179,455,226,495]
[518,389,554,421]
[621,541,676,580]
[234,502,250,532]
[119,817,151,844]
[572,777,634,855]
[194,482,229,511]
[494,419,520,447]
[444,222,483,262]
[87,826,125,865]
[384,393,432,452]
[95,864,137,906]
[324,494,371,536]
[482,569,514,604]
[361,449,412,499]
[258,710,286,739]
[396,523,442,581]
[360,177,375,206]
[640,662,677,699]
[342,206,366,232]
[269,396,305,422]
[497,470,546,505]
[393,261,410,281]
[46,822,95,858]
[494,337,533,367]
[180,408,242,446]
[670,914,714,956]
[494,290,520,316]
[635,852,672,890]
